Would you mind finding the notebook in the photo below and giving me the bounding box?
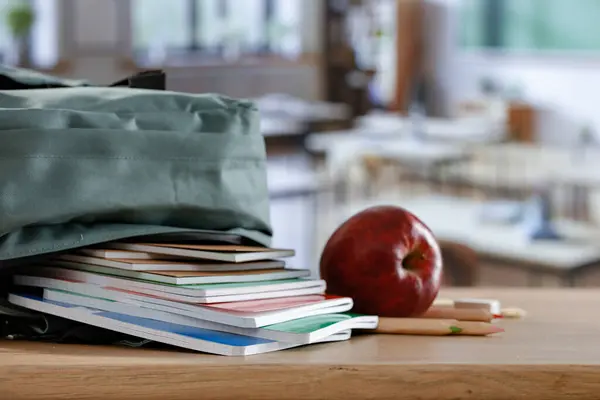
[57,254,287,272]
[14,275,350,327]
[43,289,377,344]
[49,259,306,285]
[8,294,351,356]
[79,249,183,260]
[15,272,326,304]
[105,243,295,263]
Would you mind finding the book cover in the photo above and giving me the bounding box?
[206,294,350,313]
[79,249,180,260]
[43,289,376,344]
[105,243,295,263]
[14,274,350,328]
[25,267,324,297]
[49,258,306,285]
[15,272,326,305]
[137,244,294,253]
[8,293,351,356]
[57,254,287,272]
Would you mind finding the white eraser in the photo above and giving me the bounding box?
[432,298,455,308]
[454,298,501,315]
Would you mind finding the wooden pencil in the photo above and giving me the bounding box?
[455,321,505,336]
[421,306,499,322]
[374,318,460,336]
[373,318,504,336]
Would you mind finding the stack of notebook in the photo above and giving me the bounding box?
[8,242,378,356]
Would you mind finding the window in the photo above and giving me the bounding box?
[371,0,397,105]
[0,0,21,62]
[345,0,397,105]
[131,0,302,65]
[0,0,58,68]
[460,0,600,53]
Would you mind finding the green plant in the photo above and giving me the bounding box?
[5,3,35,38]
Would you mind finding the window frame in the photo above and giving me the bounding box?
[126,0,292,67]
[0,0,64,71]
[459,0,600,59]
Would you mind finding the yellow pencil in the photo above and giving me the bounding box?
[373,318,504,336]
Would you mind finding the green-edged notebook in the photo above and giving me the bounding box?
[41,288,378,344]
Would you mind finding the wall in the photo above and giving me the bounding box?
[425,0,600,145]
[57,0,323,100]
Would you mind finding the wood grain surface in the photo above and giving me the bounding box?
[1,288,599,400]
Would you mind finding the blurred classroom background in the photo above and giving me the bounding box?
[5,0,600,288]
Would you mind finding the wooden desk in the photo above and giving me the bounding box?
[2,288,599,400]
[346,195,600,286]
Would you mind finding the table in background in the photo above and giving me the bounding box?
[306,133,472,198]
[259,95,353,158]
[2,288,599,400]
[445,143,600,221]
[355,113,506,144]
[346,195,600,287]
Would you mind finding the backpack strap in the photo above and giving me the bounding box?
[109,70,166,90]
[0,74,70,90]
[0,67,166,90]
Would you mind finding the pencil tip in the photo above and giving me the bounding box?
[489,325,505,334]
[493,314,504,319]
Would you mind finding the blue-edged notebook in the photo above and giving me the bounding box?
[8,293,350,356]
[41,288,377,344]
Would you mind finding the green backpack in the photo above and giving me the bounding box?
[0,68,272,266]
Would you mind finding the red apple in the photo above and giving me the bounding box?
[319,205,443,317]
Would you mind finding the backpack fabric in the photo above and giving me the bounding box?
[0,78,272,265]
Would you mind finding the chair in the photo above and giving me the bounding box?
[439,240,479,286]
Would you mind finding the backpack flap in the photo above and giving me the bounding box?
[0,87,272,262]
[109,70,166,90]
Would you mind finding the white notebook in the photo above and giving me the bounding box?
[14,274,349,328]
[49,258,306,285]
[9,293,351,356]
[79,249,184,260]
[23,267,325,303]
[58,253,287,272]
[43,289,377,344]
[105,243,295,263]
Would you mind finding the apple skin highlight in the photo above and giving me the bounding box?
[320,206,443,317]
